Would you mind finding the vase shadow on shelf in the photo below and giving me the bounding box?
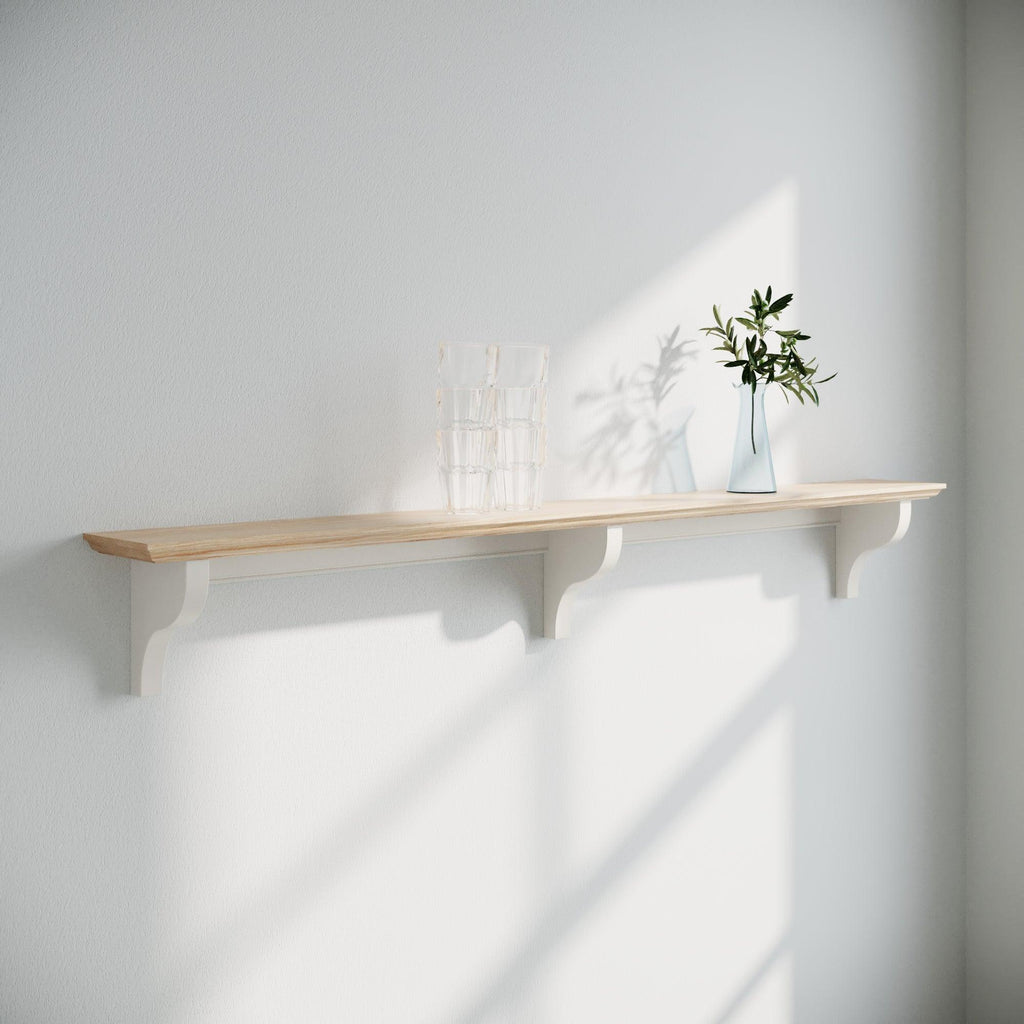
[572,328,698,494]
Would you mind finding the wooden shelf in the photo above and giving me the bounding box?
[84,480,943,563]
[83,480,945,697]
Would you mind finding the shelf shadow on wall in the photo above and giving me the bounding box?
[150,643,555,1020]
[164,512,816,684]
[67,512,821,699]
[192,548,546,649]
[0,538,128,699]
[150,528,834,1022]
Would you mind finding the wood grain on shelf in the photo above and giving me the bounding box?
[83,480,945,563]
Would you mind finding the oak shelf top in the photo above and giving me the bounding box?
[83,480,945,564]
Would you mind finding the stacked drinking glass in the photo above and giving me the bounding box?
[436,343,549,513]
[493,345,549,511]
[437,344,497,514]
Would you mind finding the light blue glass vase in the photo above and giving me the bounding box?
[728,383,776,493]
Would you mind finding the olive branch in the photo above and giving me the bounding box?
[700,286,835,453]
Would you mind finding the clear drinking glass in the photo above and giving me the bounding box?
[439,344,497,388]
[438,344,498,513]
[494,385,547,427]
[437,386,495,429]
[494,345,549,388]
[493,423,546,510]
[493,345,549,510]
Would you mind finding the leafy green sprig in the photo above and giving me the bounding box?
[700,286,835,451]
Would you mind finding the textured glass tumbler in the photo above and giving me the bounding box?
[439,343,497,389]
[493,346,549,510]
[438,344,497,513]
[494,422,546,510]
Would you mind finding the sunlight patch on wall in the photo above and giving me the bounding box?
[549,180,802,497]
[715,935,793,1024]
[564,573,798,873]
[490,569,800,1019]
[153,611,541,1021]
[544,707,794,1022]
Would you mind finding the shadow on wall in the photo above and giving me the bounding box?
[442,655,799,1023]
[9,179,812,1021]
[47,178,803,700]
[573,327,698,494]
[0,539,128,700]
[551,178,802,497]
[82,179,803,685]
[193,549,545,647]
[148,528,831,1023]
[437,527,830,1023]
[159,173,809,1014]
[151,630,551,1021]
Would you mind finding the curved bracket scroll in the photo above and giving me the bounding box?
[835,500,911,599]
[131,560,210,696]
[544,526,623,639]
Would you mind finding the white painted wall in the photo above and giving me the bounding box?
[966,1,1024,1020]
[1,2,965,1021]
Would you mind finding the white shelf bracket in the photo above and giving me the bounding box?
[835,500,911,599]
[131,560,210,696]
[544,525,623,639]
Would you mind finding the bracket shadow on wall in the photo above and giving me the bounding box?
[84,480,945,697]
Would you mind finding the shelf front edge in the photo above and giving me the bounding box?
[83,481,945,564]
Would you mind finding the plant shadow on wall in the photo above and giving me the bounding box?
[573,327,699,494]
